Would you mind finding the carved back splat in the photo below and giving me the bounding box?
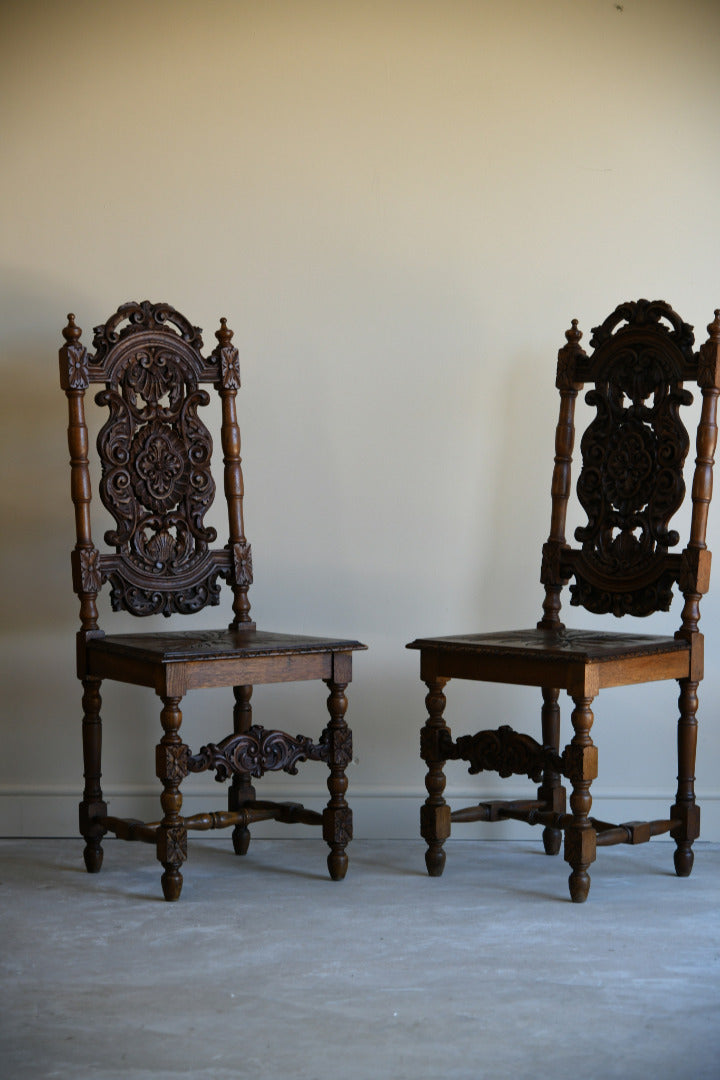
[59,301,254,624]
[541,299,720,623]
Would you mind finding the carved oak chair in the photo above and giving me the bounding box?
[408,300,720,901]
[59,300,365,900]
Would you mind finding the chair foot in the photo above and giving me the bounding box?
[83,839,104,873]
[542,826,562,856]
[568,868,591,903]
[674,842,695,878]
[232,825,251,856]
[327,848,348,881]
[425,843,446,877]
[161,865,183,901]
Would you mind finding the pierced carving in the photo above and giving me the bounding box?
[91,300,204,364]
[587,298,695,355]
[570,300,695,616]
[95,337,220,616]
[188,725,329,781]
[447,725,561,783]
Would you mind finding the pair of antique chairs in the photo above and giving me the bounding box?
[59,298,720,902]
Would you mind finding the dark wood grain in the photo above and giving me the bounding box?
[60,301,366,900]
[408,300,720,901]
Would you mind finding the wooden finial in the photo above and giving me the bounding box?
[62,313,82,344]
[708,309,720,343]
[565,318,582,347]
[216,317,233,349]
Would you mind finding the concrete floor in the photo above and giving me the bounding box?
[1,838,718,1080]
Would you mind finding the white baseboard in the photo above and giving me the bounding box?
[2,787,719,841]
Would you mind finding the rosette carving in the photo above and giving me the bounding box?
[95,340,219,615]
[569,301,695,616]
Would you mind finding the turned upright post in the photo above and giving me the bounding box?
[215,318,254,630]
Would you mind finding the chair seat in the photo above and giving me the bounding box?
[86,628,366,693]
[409,627,689,661]
[407,627,691,692]
[89,628,365,663]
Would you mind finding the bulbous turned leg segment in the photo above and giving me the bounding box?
[568,867,591,904]
[420,677,451,877]
[83,837,104,873]
[327,847,349,881]
[673,842,695,878]
[232,825,251,856]
[160,864,183,902]
[323,679,353,880]
[424,840,447,877]
[543,826,562,856]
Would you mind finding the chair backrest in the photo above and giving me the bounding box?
[539,299,720,636]
[59,301,254,636]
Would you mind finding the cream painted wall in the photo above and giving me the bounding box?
[2,0,719,843]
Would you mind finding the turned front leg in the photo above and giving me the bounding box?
[156,695,188,902]
[563,693,598,903]
[420,677,451,877]
[671,678,701,877]
[79,676,107,873]
[322,680,353,881]
[229,684,256,856]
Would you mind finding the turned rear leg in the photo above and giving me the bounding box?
[229,685,256,856]
[539,686,565,856]
[672,678,701,877]
[420,677,451,877]
[79,676,107,873]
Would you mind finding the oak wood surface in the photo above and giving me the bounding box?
[409,300,720,901]
[60,301,365,900]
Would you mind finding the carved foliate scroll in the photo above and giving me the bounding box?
[188,725,330,780]
[85,302,231,616]
[569,300,696,616]
[446,725,561,783]
[90,300,204,364]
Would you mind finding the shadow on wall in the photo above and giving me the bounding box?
[469,350,557,626]
[0,267,99,635]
